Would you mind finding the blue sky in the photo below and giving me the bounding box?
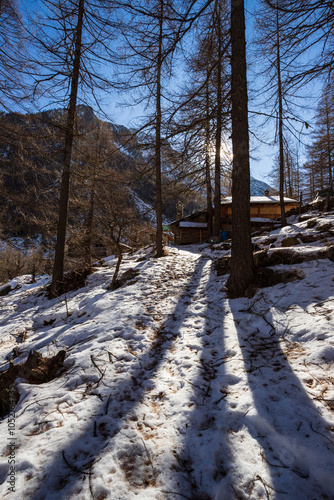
[105,0,320,185]
[20,0,321,185]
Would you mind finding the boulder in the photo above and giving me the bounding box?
[280,236,300,247]
[307,219,317,228]
[317,222,332,233]
[216,256,231,276]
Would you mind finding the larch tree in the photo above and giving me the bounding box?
[117,0,184,257]
[275,1,286,226]
[212,0,230,240]
[264,0,334,84]
[253,0,306,226]
[0,0,28,111]
[167,0,230,240]
[304,80,334,199]
[27,0,118,297]
[118,0,210,256]
[227,0,254,298]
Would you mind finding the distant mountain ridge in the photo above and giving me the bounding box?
[250,176,274,196]
[0,106,205,237]
[0,105,275,239]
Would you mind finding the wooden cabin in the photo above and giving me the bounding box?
[221,195,299,220]
[170,210,209,245]
[170,195,299,245]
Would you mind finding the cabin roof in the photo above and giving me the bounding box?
[169,209,207,226]
[221,195,298,205]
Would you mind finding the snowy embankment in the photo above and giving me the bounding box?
[0,214,334,500]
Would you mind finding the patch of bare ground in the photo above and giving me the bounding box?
[0,350,66,418]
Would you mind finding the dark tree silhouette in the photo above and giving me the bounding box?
[227,0,254,297]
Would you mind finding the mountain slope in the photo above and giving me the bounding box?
[0,106,206,238]
[250,175,274,196]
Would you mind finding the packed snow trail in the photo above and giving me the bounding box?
[31,248,235,500]
[0,247,224,499]
[0,242,333,499]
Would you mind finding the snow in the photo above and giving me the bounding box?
[222,195,298,204]
[179,222,207,228]
[0,213,334,499]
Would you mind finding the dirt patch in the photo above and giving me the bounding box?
[254,267,303,288]
[47,267,92,298]
[0,350,66,419]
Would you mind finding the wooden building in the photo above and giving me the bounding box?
[170,210,209,245]
[170,195,299,245]
[221,195,299,220]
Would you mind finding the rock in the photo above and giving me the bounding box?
[0,284,11,297]
[317,222,332,232]
[216,256,231,276]
[326,246,334,262]
[307,219,317,228]
[253,250,270,267]
[281,236,300,247]
[261,237,277,245]
[0,350,66,418]
[299,214,314,222]
[254,268,303,288]
[298,234,320,243]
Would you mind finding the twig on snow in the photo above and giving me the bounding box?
[141,437,154,475]
[62,450,90,475]
[310,421,334,445]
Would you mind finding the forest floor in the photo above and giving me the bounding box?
[0,211,334,500]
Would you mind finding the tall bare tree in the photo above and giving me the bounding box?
[118,0,185,257]
[28,0,118,297]
[227,0,254,297]
[166,0,230,240]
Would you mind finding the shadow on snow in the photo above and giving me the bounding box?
[227,293,334,499]
[171,261,233,500]
[30,257,208,499]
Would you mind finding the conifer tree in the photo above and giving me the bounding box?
[227,0,254,297]
[28,0,118,297]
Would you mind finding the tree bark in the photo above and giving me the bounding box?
[205,70,213,239]
[155,0,164,258]
[49,0,85,298]
[325,94,332,185]
[276,2,286,227]
[84,163,96,267]
[107,228,123,290]
[227,0,254,297]
[213,2,222,240]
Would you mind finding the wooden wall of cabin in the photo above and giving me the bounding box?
[221,203,298,220]
[179,227,209,245]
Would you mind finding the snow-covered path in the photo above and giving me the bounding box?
[0,240,334,499]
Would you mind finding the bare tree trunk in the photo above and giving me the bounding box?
[227,0,254,298]
[49,0,84,298]
[276,2,286,227]
[325,94,332,185]
[286,151,292,198]
[107,228,123,290]
[320,152,324,188]
[84,164,96,267]
[205,77,213,239]
[213,2,222,240]
[155,0,164,258]
[324,179,333,213]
